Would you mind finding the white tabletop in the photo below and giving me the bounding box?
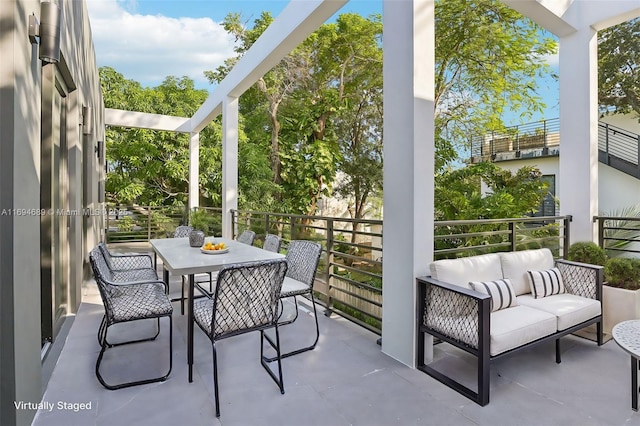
[150,237,283,275]
[612,320,640,357]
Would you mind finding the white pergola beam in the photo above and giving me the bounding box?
[503,0,577,36]
[105,108,190,133]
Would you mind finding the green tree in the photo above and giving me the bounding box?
[434,162,548,220]
[324,14,384,223]
[435,0,557,171]
[598,18,640,117]
[101,67,223,207]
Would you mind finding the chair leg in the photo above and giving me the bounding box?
[556,339,562,364]
[277,296,300,324]
[260,327,285,394]
[101,316,161,347]
[263,292,320,362]
[212,341,221,417]
[181,276,186,316]
[96,315,173,390]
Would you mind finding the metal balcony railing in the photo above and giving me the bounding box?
[106,207,575,334]
[595,216,640,257]
[470,118,640,179]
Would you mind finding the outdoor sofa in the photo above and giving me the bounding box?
[416,248,603,405]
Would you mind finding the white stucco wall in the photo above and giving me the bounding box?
[599,163,640,213]
[600,113,640,135]
[491,156,640,215]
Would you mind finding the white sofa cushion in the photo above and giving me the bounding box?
[499,249,555,296]
[430,253,502,290]
[517,293,601,331]
[470,279,518,312]
[527,267,565,298]
[490,305,557,356]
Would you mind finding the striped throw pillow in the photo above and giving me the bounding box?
[469,279,518,312]
[527,268,565,298]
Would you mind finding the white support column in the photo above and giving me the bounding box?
[188,132,199,210]
[558,26,599,243]
[221,96,239,239]
[382,0,434,367]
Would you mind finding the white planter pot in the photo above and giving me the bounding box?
[603,285,640,335]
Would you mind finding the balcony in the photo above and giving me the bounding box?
[31,213,640,424]
[33,259,639,425]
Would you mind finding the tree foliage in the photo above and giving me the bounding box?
[598,17,640,117]
[435,0,557,171]
[102,2,556,225]
[435,162,549,220]
[100,67,272,208]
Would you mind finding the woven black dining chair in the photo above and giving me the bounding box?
[98,242,157,280]
[173,225,193,238]
[263,240,322,362]
[263,234,282,253]
[192,258,288,417]
[89,246,173,390]
[236,230,256,245]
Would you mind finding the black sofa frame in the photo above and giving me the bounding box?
[416,259,603,406]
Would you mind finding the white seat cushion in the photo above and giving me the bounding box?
[430,253,502,290]
[517,293,601,331]
[490,305,557,356]
[280,276,309,297]
[499,249,555,296]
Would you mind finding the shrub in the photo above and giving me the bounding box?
[567,241,607,266]
[604,258,640,290]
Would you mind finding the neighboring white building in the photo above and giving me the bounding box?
[472,114,640,215]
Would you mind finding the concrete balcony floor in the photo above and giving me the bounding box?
[34,270,640,426]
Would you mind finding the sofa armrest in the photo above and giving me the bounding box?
[417,276,491,352]
[555,259,603,301]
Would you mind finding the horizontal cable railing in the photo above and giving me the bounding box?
[232,209,383,335]
[598,122,640,178]
[469,117,640,178]
[434,215,572,260]
[470,118,560,160]
[595,216,640,257]
[105,208,575,334]
[105,205,221,243]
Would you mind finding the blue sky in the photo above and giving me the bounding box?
[86,0,558,126]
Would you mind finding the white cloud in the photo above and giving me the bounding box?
[541,52,559,67]
[86,0,236,89]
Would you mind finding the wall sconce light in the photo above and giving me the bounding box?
[28,1,62,64]
[95,140,103,161]
[82,106,93,135]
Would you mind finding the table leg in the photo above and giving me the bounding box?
[163,268,169,293]
[188,274,194,383]
[632,356,638,411]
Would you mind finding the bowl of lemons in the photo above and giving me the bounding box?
[201,241,229,254]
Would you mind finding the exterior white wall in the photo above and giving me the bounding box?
[490,157,640,215]
[599,164,640,213]
[481,157,560,197]
[0,1,104,424]
[600,113,640,135]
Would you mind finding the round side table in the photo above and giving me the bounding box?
[612,320,640,411]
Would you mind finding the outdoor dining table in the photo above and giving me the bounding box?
[150,237,284,382]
